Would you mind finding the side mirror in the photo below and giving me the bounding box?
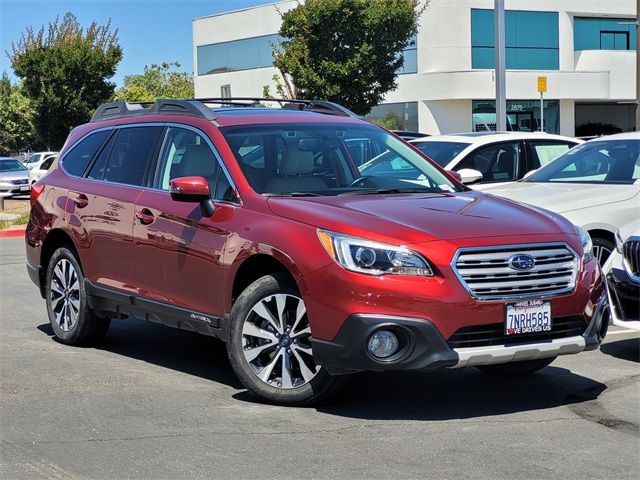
[447,170,463,183]
[523,169,538,180]
[457,168,484,185]
[169,176,215,216]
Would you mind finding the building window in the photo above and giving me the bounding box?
[575,103,636,136]
[197,34,280,75]
[397,35,417,74]
[472,100,560,134]
[366,102,419,132]
[574,18,636,51]
[471,9,559,70]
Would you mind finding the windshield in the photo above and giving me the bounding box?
[527,139,640,185]
[412,141,470,167]
[221,123,460,196]
[0,159,27,172]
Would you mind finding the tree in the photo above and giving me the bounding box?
[273,0,422,115]
[114,62,194,102]
[9,13,122,149]
[371,111,403,130]
[0,73,39,155]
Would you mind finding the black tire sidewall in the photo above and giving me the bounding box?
[227,273,343,406]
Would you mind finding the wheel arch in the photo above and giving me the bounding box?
[230,253,300,311]
[587,228,615,245]
[38,228,78,297]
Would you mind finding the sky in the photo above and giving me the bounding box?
[0,0,274,86]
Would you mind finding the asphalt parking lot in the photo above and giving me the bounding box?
[1,236,638,479]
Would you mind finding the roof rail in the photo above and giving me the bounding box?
[90,99,218,122]
[90,97,359,123]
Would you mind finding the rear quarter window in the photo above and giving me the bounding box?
[62,130,110,176]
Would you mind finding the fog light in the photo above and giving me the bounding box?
[367,330,399,359]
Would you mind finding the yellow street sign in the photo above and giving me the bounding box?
[537,76,547,93]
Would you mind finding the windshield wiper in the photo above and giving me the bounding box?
[269,192,322,197]
[338,188,442,196]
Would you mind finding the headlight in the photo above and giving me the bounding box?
[576,226,593,262]
[317,230,434,276]
[615,230,624,254]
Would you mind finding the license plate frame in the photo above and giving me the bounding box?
[505,300,552,336]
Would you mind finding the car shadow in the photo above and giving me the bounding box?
[600,338,640,363]
[37,320,607,420]
[310,366,607,421]
[37,317,244,390]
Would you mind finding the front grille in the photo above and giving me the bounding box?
[9,179,28,185]
[623,240,640,277]
[447,316,586,349]
[453,243,578,301]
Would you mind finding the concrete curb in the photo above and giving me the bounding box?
[0,227,26,239]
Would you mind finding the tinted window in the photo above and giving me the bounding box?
[458,141,523,182]
[103,127,163,186]
[41,156,56,171]
[574,17,636,51]
[413,141,470,167]
[528,140,640,184]
[197,34,280,75]
[471,9,559,69]
[528,141,575,169]
[87,133,116,180]
[63,130,110,176]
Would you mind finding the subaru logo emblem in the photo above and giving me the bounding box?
[508,254,535,271]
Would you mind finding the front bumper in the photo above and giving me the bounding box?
[312,293,609,374]
[606,266,640,330]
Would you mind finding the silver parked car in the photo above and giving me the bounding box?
[0,157,31,197]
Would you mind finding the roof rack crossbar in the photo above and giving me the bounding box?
[90,97,359,123]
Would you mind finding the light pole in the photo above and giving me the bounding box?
[495,0,506,131]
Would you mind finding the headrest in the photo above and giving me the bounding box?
[280,144,316,175]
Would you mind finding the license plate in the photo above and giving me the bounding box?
[505,300,551,335]
[20,185,29,191]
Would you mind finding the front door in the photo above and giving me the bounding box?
[133,126,236,317]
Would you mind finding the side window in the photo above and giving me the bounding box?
[87,132,116,180]
[156,127,236,201]
[62,130,110,176]
[529,141,574,169]
[41,156,56,171]
[458,141,522,182]
[103,127,163,186]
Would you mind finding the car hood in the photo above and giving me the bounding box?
[267,191,576,244]
[0,170,29,181]
[481,182,640,213]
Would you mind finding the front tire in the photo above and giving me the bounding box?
[45,246,110,346]
[475,356,556,376]
[592,236,615,266]
[227,273,347,406]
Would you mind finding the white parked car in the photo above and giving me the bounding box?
[482,132,640,265]
[28,154,57,184]
[603,220,640,330]
[410,132,581,187]
[24,151,57,171]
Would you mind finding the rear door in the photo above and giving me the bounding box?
[455,140,526,184]
[133,125,236,317]
[526,139,577,173]
[74,125,164,294]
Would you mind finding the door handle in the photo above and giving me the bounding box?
[135,208,155,225]
[72,193,89,208]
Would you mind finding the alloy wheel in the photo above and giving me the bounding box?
[241,293,319,389]
[49,259,81,332]
[593,244,612,265]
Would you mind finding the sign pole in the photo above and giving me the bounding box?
[537,76,547,132]
[495,0,506,131]
[540,92,544,132]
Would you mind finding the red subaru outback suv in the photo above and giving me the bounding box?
[26,98,609,405]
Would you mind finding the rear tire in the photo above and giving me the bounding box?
[227,273,348,406]
[45,246,110,346]
[475,356,556,376]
